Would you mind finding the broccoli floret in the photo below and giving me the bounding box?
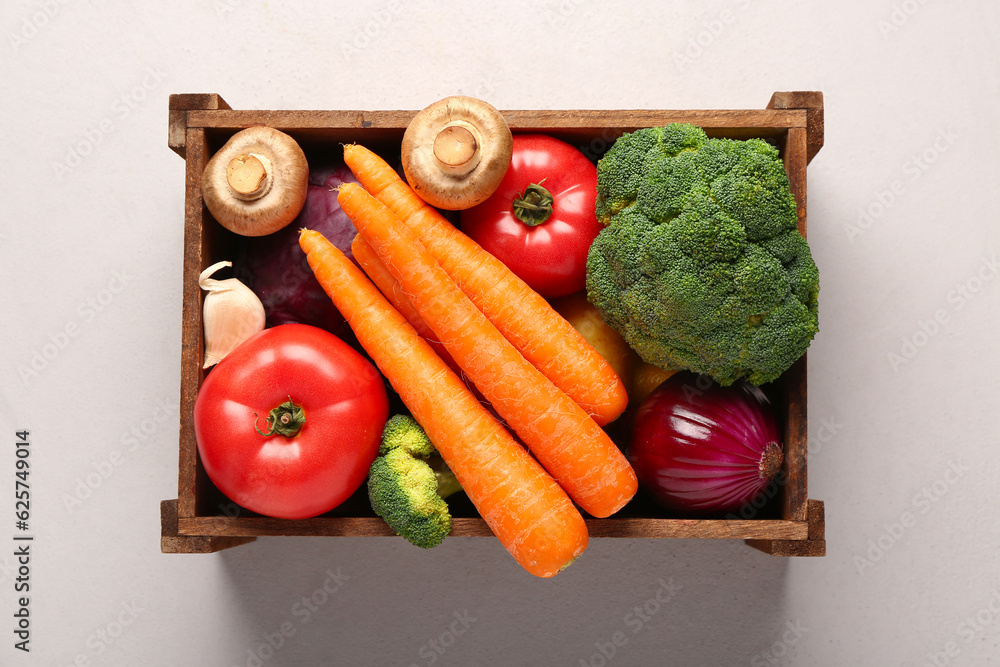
[367,415,462,549]
[586,124,819,386]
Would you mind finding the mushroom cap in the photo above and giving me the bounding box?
[401,96,513,211]
[201,126,309,237]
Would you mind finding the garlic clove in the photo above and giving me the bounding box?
[200,260,266,368]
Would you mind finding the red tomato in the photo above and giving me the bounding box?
[460,134,602,298]
[193,323,388,519]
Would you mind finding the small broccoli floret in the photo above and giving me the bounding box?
[368,415,461,549]
[379,413,436,457]
[587,123,819,386]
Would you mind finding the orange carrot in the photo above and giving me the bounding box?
[299,228,587,578]
[352,232,492,410]
[338,183,637,518]
[343,143,628,427]
[351,233,458,372]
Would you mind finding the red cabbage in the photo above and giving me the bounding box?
[235,161,359,337]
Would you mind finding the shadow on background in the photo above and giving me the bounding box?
[217,534,792,666]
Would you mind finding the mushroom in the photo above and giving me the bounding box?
[201,126,309,237]
[401,96,513,210]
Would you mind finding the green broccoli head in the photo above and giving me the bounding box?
[368,415,461,549]
[586,124,819,386]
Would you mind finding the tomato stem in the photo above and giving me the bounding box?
[512,181,554,227]
[254,396,306,437]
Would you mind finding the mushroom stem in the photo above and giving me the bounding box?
[226,153,273,201]
[432,123,482,177]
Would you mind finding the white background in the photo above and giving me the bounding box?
[1,1,998,665]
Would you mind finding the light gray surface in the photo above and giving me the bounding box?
[1,1,998,665]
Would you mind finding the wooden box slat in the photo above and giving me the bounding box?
[163,92,826,556]
[176,515,808,541]
[780,357,809,523]
[177,128,209,518]
[184,108,807,130]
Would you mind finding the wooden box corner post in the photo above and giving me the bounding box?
[161,499,255,554]
[746,500,826,557]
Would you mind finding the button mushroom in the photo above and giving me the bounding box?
[201,126,309,236]
[401,96,513,210]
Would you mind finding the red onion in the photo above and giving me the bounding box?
[629,372,783,515]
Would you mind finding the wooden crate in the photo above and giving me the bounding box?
[161,92,826,558]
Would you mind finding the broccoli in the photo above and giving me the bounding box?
[367,415,462,549]
[586,123,819,386]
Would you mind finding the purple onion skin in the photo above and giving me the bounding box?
[629,372,783,516]
[235,163,359,337]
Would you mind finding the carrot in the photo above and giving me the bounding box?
[343,143,628,427]
[352,232,493,410]
[350,233,458,372]
[299,228,587,578]
[338,183,637,518]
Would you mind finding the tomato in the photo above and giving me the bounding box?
[193,323,388,519]
[460,134,602,298]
